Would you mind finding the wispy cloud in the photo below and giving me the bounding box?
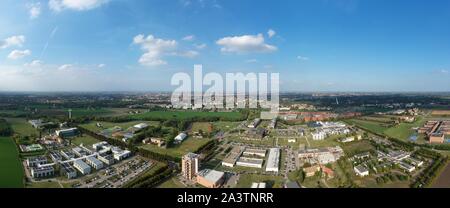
[182,35,195,41]
[297,55,309,61]
[8,49,31,60]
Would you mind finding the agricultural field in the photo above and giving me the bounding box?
[432,162,450,188]
[235,173,285,188]
[140,137,212,159]
[130,111,244,121]
[0,137,24,188]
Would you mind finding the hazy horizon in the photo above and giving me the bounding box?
[1,0,450,92]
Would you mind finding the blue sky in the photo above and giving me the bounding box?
[0,0,449,92]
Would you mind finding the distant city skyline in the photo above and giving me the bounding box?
[1,0,450,92]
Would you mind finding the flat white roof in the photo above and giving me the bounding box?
[198,169,224,183]
[265,148,280,172]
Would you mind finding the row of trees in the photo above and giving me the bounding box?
[0,119,13,136]
[123,163,173,188]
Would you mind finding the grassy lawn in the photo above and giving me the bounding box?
[26,181,61,188]
[236,174,285,188]
[140,138,212,159]
[213,121,240,131]
[157,176,186,188]
[130,110,244,121]
[346,119,389,134]
[80,120,159,132]
[191,122,213,133]
[384,116,426,141]
[4,118,38,136]
[0,137,24,188]
[341,140,374,156]
[71,135,101,147]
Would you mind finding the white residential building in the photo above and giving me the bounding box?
[311,131,326,140]
[86,156,104,170]
[31,166,54,178]
[73,160,91,175]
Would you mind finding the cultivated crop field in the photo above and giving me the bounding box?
[130,111,245,121]
[0,137,24,188]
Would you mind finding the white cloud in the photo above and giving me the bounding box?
[297,55,309,61]
[194,43,207,50]
[440,69,449,74]
[1,35,26,49]
[245,59,258,63]
[182,35,195,41]
[25,60,44,67]
[133,34,178,66]
[7,50,31,60]
[49,0,109,12]
[267,29,276,38]
[27,3,41,19]
[216,33,277,54]
[58,64,73,70]
[98,64,106,68]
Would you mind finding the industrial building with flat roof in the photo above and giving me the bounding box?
[56,128,79,138]
[222,146,244,167]
[196,169,225,188]
[243,148,266,158]
[236,157,264,168]
[265,148,280,172]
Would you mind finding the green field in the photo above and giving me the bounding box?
[26,181,61,188]
[80,120,159,132]
[213,121,240,131]
[384,116,426,142]
[0,137,24,188]
[346,119,389,133]
[157,176,186,188]
[140,138,212,158]
[191,122,213,133]
[130,111,244,121]
[71,135,101,146]
[4,118,39,136]
[236,174,285,188]
[348,116,428,143]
